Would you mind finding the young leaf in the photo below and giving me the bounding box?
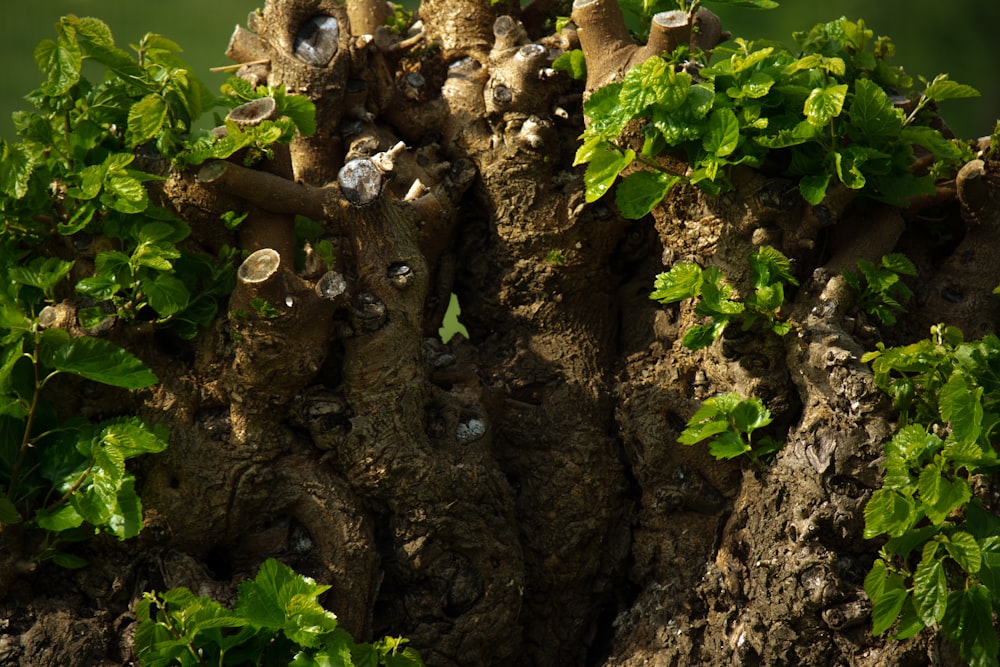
[922,74,980,103]
[51,337,158,388]
[803,83,848,127]
[938,371,984,444]
[582,146,635,203]
[650,263,703,303]
[848,78,904,143]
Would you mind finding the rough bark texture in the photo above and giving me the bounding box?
[3,1,999,666]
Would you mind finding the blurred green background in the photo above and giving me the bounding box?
[1,1,996,140]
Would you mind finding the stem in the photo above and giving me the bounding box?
[6,333,43,501]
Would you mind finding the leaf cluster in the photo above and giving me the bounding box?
[649,245,797,349]
[135,558,423,667]
[678,392,783,465]
[842,253,916,326]
[1,259,164,562]
[576,17,977,218]
[618,0,777,41]
[862,325,1000,665]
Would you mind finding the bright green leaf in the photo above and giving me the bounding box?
[703,108,740,157]
[582,146,634,203]
[864,560,910,636]
[939,371,984,444]
[34,504,85,532]
[804,83,848,127]
[864,488,916,538]
[944,531,981,574]
[923,74,980,102]
[615,171,680,219]
[650,263,703,303]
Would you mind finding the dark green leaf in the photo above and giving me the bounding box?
[682,321,726,350]
[145,273,190,318]
[913,551,947,625]
[51,337,158,388]
[0,496,21,524]
[940,585,998,667]
[849,79,904,143]
[50,551,89,569]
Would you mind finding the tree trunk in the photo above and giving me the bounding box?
[6,1,999,665]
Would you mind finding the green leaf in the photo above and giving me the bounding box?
[34,29,82,96]
[681,322,726,350]
[50,552,89,569]
[864,559,910,636]
[939,371,984,444]
[582,145,634,203]
[103,174,148,213]
[849,78,904,143]
[923,74,980,102]
[34,504,85,532]
[912,550,948,625]
[235,558,332,630]
[709,0,778,7]
[51,337,158,389]
[881,253,917,276]
[0,139,37,199]
[97,418,169,458]
[107,475,143,539]
[0,496,22,525]
[940,585,998,667]
[799,172,830,205]
[750,246,797,288]
[552,49,586,81]
[145,273,190,318]
[126,95,169,148]
[803,83,848,127]
[864,488,916,538]
[650,263,703,304]
[615,171,680,219]
[730,397,772,434]
[582,83,627,140]
[620,57,691,115]
[944,531,981,574]
[703,108,740,157]
[707,430,752,459]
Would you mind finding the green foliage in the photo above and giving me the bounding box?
[135,558,424,667]
[178,76,316,167]
[842,253,917,326]
[862,324,1000,665]
[576,17,977,218]
[1,263,166,559]
[650,245,797,349]
[384,2,415,35]
[678,392,783,465]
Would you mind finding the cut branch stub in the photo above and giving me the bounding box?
[227,97,279,127]
[572,0,726,94]
[238,248,282,287]
[293,14,340,66]
[339,158,384,206]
